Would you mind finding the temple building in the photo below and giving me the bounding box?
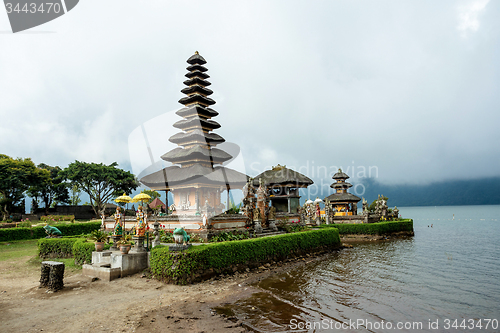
[324,169,361,216]
[253,164,313,214]
[140,52,248,215]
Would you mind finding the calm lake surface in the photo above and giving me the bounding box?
[222,205,500,332]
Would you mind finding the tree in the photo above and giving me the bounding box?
[60,161,139,217]
[69,184,82,206]
[141,189,161,205]
[27,163,70,214]
[0,155,48,220]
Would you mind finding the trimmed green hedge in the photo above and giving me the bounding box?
[0,221,102,242]
[37,237,110,265]
[318,220,413,235]
[73,239,97,265]
[150,228,341,284]
[38,238,81,258]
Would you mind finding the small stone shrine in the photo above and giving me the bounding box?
[253,164,313,216]
[324,169,362,222]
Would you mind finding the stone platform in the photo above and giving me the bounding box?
[82,251,149,281]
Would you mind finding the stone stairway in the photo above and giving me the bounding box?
[253,230,285,238]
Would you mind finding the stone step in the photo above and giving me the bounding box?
[254,231,285,238]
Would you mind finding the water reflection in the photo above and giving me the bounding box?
[218,206,500,332]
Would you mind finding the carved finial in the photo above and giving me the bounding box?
[195,51,199,54]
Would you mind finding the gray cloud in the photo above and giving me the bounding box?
[0,0,498,187]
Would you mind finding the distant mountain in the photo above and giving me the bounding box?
[357,177,500,207]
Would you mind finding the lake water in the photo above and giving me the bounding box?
[222,205,500,332]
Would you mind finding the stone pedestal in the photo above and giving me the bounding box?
[268,219,278,232]
[109,235,121,251]
[254,220,263,234]
[169,244,192,251]
[316,216,321,226]
[131,236,146,253]
[82,251,148,281]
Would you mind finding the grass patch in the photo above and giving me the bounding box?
[0,239,38,261]
[28,256,82,272]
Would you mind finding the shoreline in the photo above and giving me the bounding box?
[0,233,412,332]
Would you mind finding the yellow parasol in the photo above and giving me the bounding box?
[131,193,151,205]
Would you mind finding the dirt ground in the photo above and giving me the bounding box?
[0,237,404,333]
[1,251,330,333]
[0,253,265,333]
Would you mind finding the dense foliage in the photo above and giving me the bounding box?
[0,221,101,242]
[40,215,75,222]
[60,161,139,217]
[27,163,69,214]
[150,228,341,284]
[318,220,413,235]
[0,155,48,220]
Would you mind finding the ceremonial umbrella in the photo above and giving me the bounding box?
[114,193,132,232]
[131,193,151,206]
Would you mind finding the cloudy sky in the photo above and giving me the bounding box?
[1,0,499,195]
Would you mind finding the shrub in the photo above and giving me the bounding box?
[16,221,32,228]
[72,239,95,265]
[0,221,102,242]
[160,230,174,243]
[40,215,75,222]
[150,228,341,284]
[38,238,81,258]
[208,230,250,243]
[72,239,111,265]
[318,220,413,235]
[277,219,307,233]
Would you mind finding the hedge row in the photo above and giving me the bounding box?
[40,215,75,222]
[150,228,341,284]
[318,220,413,235]
[37,237,110,265]
[0,221,102,242]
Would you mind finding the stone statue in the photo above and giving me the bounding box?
[253,207,261,221]
[43,225,62,237]
[325,199,331,224]
[173,227,190,245]
[113,207,123,236]
[256,178,267,227]
[393,206,399,219]
[269,206,276,220]
[135,205,147,237]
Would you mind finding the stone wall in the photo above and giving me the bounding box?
[103,213,249,235]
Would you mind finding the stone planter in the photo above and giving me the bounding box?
[119,245,131,255]
[94,242,105,252]
[174,234,184,244]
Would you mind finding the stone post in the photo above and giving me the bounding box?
[152,221,160,248]
[110,235,121,251]
[40,261,64,292]
[131,236,146,253]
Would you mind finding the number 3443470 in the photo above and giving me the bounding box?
[443,319,498,330]
[5,2,63,14]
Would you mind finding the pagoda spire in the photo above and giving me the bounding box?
[161,52,232,168]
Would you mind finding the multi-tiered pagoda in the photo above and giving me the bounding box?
[324,169,361,216]
[140,52,248,215]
